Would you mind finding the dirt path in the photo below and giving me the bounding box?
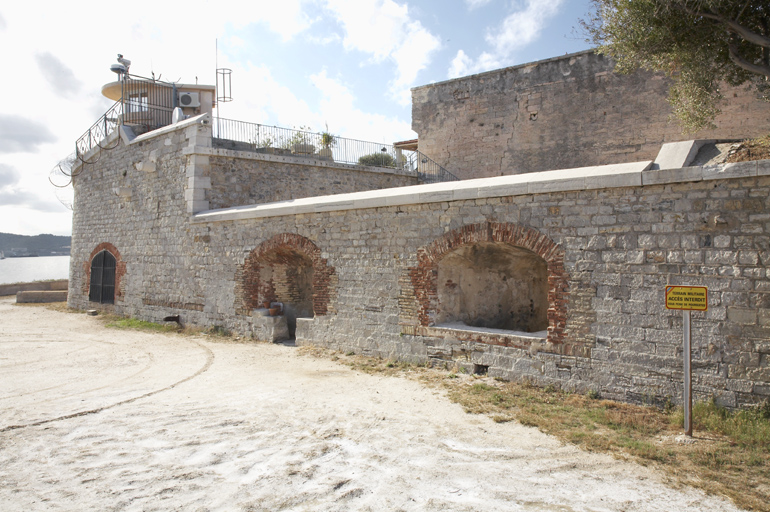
[0,297,742,511]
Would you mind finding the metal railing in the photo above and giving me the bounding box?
[75,74,176,162]
[75,101,122,162]
[212,118,458,184]
[75,105,459,184]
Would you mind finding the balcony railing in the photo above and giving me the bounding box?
[75,74,175,163]
[212,118,458,184]
[75,101,122,163]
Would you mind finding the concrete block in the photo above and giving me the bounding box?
[185,188,207,201]
[0,280,68,297]
[528,177,585,194]
[476,182,529,198]
[642,166,704,186]
[252,314,290,342]
[187,200,210,214]
[702,161,758,180]
[16,290,68,303]
[188,176,211,189]
[585,171,642,189]
[653,140,712,170]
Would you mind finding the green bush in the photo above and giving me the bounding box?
[358,153,396,168]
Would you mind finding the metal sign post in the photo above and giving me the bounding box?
[683,309,692,436]
[665,285,707,438]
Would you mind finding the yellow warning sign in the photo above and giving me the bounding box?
[665,286,708,311]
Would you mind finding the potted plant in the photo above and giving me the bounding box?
[319,124,336,161]
[286,125,315,155]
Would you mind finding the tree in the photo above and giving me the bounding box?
[583,1,770,132]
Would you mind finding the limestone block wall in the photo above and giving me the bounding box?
[412,50,770,180]
[69,119,212,317]
[207,150,418,210]
[68,116,770,409]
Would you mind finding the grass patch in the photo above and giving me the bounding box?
[298,347,770,512]
[104,316,180,333]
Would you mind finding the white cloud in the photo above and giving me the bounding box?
[324,0,441,105]
[219,61,318,129]
[448,50,502,79]
[464,0,493,9]
[259,1,316,41]
[486,0,563,55]
[310,70,413,143]
[448,0,564,78]
[35,52,83,98]
[449,50,472,79]
[0,115,57,153]
[0,164,20,187]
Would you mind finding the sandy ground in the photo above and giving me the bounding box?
[0,297,743,512]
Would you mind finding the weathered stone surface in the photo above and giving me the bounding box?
[412,51,770,179]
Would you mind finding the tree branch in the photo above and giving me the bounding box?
[695,10,770,49]
[728,43,770,78]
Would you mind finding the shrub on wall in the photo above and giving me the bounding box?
[358,153,396,168]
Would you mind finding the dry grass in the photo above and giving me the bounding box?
[725,134,770,163]
[300,348,770,512]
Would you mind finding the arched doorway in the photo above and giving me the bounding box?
[255,247,315,338]
[240,234,336,339]
[89,250,116,304]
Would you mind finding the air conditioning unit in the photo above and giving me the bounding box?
[178,92,200,108]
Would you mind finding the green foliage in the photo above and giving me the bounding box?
[321,123,337,148]
[694,397,770,448]
[279,126,313,150]
[583,0,770,133]
[253,135,275,148]
[105,317,179,332]
[358,152,397,168]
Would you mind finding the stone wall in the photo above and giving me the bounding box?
[69,117,770,409]
[208,150,418,210]
[412,50,770,180]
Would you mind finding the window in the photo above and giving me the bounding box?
[127,92,148,113]
[89,250,116,304]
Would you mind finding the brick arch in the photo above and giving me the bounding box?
[237,233,336,316]
[83,242,126,302]
[407,222,569,344]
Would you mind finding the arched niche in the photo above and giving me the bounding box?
[436,242,548,332]
[407,222,568,345]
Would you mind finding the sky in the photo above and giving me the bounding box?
[0,0,593,236]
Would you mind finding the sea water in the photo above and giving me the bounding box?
[0,255,71,285]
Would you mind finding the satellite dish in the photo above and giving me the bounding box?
[110,63,127,75]
[172,107,185,124]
